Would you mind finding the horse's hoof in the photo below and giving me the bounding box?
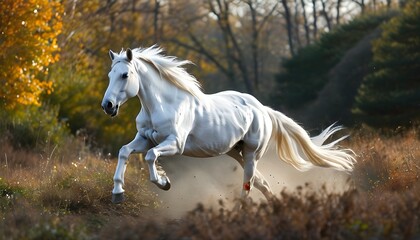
[160,177,171,191]
[112,193,125,204]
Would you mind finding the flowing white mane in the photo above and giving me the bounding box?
[119,46,203,98]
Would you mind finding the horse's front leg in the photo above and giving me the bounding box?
[144,134,181,190]
[112,132,153,203]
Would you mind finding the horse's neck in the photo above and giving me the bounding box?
[136,65,189,112]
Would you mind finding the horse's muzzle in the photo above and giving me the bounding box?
[101,100,119,117]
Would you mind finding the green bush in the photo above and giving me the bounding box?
[353,0,420,127]
[0,105,70,150]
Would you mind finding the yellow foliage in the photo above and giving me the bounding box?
[0,0,63,108]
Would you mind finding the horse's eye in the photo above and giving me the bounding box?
[121,72,128,79]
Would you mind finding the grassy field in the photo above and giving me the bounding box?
[0,126,419,239]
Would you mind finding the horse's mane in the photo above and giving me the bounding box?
[121,46,203,99]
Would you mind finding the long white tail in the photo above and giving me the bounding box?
[266,108,356,172]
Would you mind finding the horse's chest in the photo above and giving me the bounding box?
[137,109,192,145]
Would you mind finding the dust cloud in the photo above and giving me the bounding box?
[151,145,351,219]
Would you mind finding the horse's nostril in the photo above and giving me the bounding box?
[107,101,113,109]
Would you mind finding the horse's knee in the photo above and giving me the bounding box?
[145,148,159,162]
[118,145,131,160]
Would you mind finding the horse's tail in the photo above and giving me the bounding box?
[266,107,356,172]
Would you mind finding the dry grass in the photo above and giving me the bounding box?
[0,126,419,239]
[349,126,420,192]
[0,137,157,239]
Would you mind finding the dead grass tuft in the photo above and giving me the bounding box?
[350,126,420,192]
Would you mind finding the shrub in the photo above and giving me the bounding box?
[353,0,420,127]
[0,105,69,151]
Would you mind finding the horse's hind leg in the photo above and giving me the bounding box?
[254,172,273,200]
[227,150,273,200]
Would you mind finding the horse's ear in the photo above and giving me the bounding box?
[109,50,115,61]
[126,48,133,61]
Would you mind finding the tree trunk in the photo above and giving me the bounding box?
[312,0,318,39]
[336,0,342,25]
[360,0,366,14]
[386,0,392,10]
[153,0,160,43]
[248,0,260,90]
[300,0,311,45]
[281,0,296,56]
[209,0,254,94]
[320,0,332,31]
[294,0,302,49]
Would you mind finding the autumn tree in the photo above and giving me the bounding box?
[0,0,63,109]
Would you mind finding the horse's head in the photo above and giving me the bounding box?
[101,48,140,117]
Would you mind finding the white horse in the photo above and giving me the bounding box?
[101,46,356,204]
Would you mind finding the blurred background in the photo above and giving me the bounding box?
[0,0,418,155]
